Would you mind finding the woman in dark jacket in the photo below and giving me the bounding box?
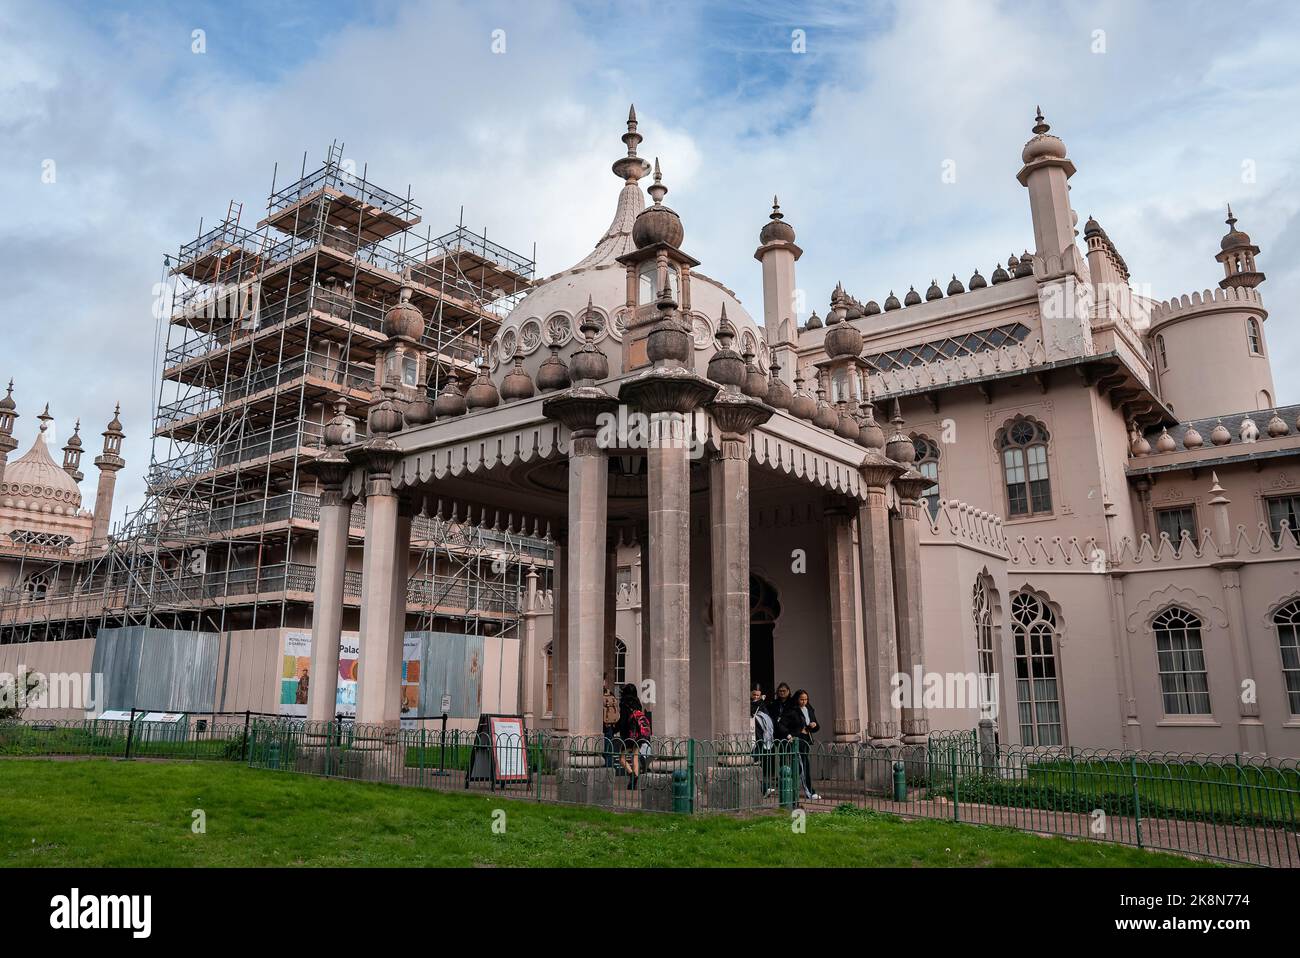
[779,689,820,801]
[616,683,649,789]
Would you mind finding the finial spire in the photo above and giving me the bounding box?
[1225,202,1236,228]
[1032,105,1049,135]
[613,104,651,184]
[37,402,52,432]
[770,195,783,220]
[648,157,667,205]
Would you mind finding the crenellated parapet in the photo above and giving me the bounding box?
[1149,285,1265,328]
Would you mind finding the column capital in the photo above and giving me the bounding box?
[543,386,620,447]
[707,391,772,454]
[892,466,931,507]
[860,448,906,491]
[618,365,719,415]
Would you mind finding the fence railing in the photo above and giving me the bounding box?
[5,718,1297,866]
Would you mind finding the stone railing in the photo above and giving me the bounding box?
[919,499,1009,556]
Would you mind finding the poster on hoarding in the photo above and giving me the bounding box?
[280,631,313,717]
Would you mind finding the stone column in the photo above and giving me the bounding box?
[708,427,753,741]
[567,430,609,742]
[647,414,693,738]
[892,471,930,745]
[858,458,903,747]
[823,498,861,743]
[384,504,413,724]
[521,564,539,725]
[353,385,405,729]
[604,536,619,680]
[308,485,351,724]
[551,534,568,731]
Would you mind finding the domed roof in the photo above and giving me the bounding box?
[488,112,765,388]
[631,158,684,249]
[759,197,796,245]
[1,425,82,513]
[1220,205,1254,251]
[1020,107,1069,166]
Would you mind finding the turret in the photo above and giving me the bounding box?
[62,419,85,483]
[91,403,125,542]
[1216,204,1265,290]
[1016,107,1077,261]
[0,379,17,487]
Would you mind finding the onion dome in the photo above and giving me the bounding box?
[1015,251,1034,278]
[383,283,425,340]
[823,306,863,360]
[925,279,943,301]
[864,299,881,315]
[1268,410,1290,438]
[65,421,83,449]
[991,264,1009,284]
[1129,423,1150,457]
[1155,428,1177,453]
[903,286,921,307]
[857,400,885,449]
[1083,215,1102,239]
[741,348,768,399]
[946,274,965,296]
[805,310,823,330]
[765,358,792,410]
[1182,425,1203,449]
[812,381,838,431]
[368,381,405,436]
[105,403,124,437]
[1,414,83,512]
[759,196,796,245]
[834,401,858,441]
[536,339,571,392]
[466,360,501,410]
[403,385,436,426]
[645,284,692,368]
[1209,420,1231,446]
[571,295,614,381]
[969,269,987,290]
[632,158,684,249]
[883,290,901,311]
[1239,416,1259,443]
[433,375,468,419]
[500,355,536,401]
[1021,107,1068,164]
[1220,204,1252,251]
[884,401,916,463]
[788,368,817,420]
[1007,253,1019,273]
[0,379,14,413]
[706,304,746,389]
[323,400,355,445]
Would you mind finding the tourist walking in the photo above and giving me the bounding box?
[751,685,775,796]
[779,689,821,801]
[617,683,651,790]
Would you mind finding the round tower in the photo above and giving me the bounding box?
[1149,209,1275,418]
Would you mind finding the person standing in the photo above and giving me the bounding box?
[601,676,618,769]
[617,683,651,790]
[751,685,775,796]
[779,689,821,801]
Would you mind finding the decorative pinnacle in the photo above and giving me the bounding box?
[648,157,667,205]
[716,303,736,348]
[1225,203,1237,228]
[656,277,678,314]
[1032,106,1050,135]
[580,294,601,339]
[623,104,641,153]
[891,398,905,432]
[614,104,650,183]
[37,402,52,432]
[770,195,783,220]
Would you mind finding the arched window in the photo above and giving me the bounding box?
[638,261,678,305]
[543,642,554,717]
[1153,607,1210,715]
[1010,591,1063,745]
[1272,600,1300,715]
[912,435,941,519]
[1247,318,1262,355]
[973,577,997,719]
[614,638,627,686]
[996,416,1052,518]
[22,572,49,601]
[1155,333,1167,370]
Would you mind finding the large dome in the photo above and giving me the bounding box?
[0,429,82,514]
[489,118,767,384]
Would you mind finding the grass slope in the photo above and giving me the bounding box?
[0,760,1211,868]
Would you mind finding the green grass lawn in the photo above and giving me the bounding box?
[0,759,1212,867]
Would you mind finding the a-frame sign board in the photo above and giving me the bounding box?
[465,714,531,790]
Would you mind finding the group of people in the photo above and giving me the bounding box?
[596,676,822,801]
[751,683,821,801]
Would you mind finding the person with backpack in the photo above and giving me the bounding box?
[617,683,651,790]
[601,676,618,769]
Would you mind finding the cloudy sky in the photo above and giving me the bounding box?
[2,0,1297,524]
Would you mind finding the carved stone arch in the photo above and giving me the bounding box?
[1126,584,1227,636]
[995,413,1051,449]
[1008,582,1068,745]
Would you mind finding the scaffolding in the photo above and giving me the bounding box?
[0,143,550,645]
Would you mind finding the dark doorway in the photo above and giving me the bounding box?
[749,574,781,699]
[750,622,775,699]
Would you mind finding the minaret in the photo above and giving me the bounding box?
[1016,107,1077,261]
[1216,204,1265,290]
[91,403,125,542]
[0,380,17,487]
[62,419,85,483]
[754,197,803,391]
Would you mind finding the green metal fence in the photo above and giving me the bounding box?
[4,717,1297,866]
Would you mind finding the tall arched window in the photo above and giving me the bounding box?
[1010,590,1063,745]
[912,434,941,519]
[614,638,627,686]
[543,642,554,717]
[1155,333,1167,370]
[1272,600,1300,715]
[996,416,1052,518]
[1247,318,1263,356]
[638,261,679,305]
[973,577,997,719]
[22,572,49,601]
[1153,606,1210,715]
